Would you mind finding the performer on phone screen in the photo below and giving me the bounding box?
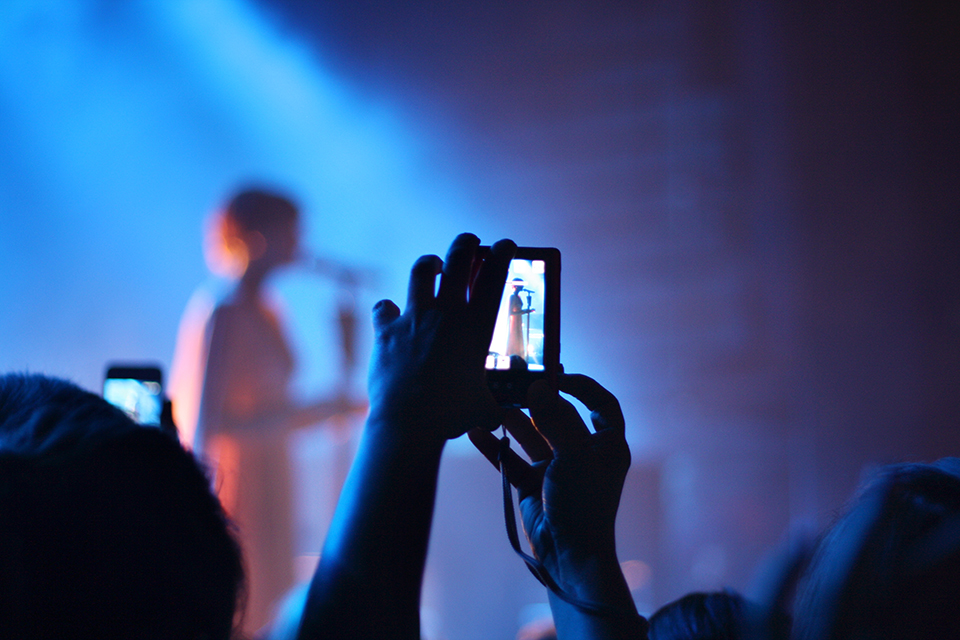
[507,278,527,361]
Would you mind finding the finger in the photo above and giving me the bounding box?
[468,428,537,492]
[467,245,486,292]
[502,408,552,463]
[461,392,505,436]
[370,299,400,331]
[557,373,625,434]
[527,379,591,456]
[469,238,516,334]
[467,427,499,467]
[406,254,442,314]
[436,233,480,309]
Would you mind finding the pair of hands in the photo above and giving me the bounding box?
[367,233,631,586]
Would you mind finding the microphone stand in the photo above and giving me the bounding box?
[524,289,534,361]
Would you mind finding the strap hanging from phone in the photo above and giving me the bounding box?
[497,434,636,621]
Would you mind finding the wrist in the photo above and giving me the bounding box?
[547,553,645,639]
[552,549,637,613]
[362,412,447,458]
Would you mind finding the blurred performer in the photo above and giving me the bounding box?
[169,188,350,635]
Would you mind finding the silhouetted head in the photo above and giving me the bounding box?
[793,459,960,640]
[0,373,244,639]
[209,187,301,279]
[649,590,757,640]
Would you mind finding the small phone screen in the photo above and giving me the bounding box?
[486,257,547,372]
[103,377,163,426]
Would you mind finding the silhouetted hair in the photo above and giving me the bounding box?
[225,188,299,235]
[793,459,960,640]
[649,590,755,640]
[0,373,244,639]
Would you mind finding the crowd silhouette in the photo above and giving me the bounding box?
[1,229,956,640]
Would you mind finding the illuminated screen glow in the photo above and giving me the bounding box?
[486,258,546,372]
[103,378,163,426]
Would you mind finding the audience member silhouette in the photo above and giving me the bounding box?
[791,458,960,640]
[648,590,756,640]
[170,187,351,633]
[0,373,244,639]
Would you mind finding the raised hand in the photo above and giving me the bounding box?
[297,234,517,640]
[366,233,515,440]
[470,374,645,638]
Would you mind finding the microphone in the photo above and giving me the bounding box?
[296,252,377,289]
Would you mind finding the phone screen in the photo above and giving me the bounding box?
[486,257,547,372]
[103,368,163,426]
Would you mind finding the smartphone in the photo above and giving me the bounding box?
[103,364,165,427]
[481,246,561,408]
